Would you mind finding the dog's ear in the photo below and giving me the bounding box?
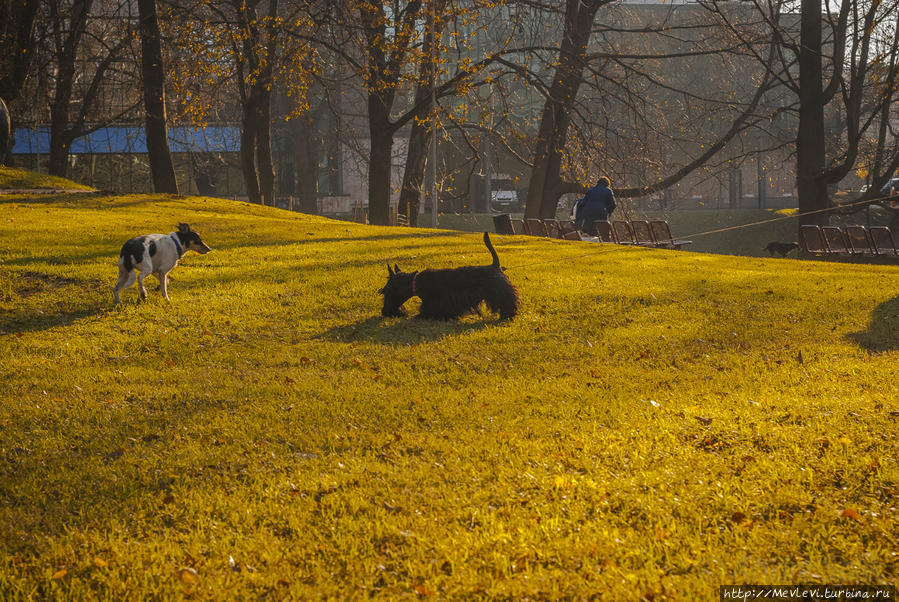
[394,263,402,274]
[387,263,394,277]
[177,223,191,233]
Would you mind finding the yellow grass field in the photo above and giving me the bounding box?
[0,176,897,599]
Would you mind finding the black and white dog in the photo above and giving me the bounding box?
[113,223,211,303]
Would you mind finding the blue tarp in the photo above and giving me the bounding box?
[12,126,241,154]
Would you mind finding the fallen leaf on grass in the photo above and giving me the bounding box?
[414,584,436,597]
[299,357,313,365]
[92,557,108,568]
[51,568,67,580]
[841,508,862,521]
[177,567,199,584]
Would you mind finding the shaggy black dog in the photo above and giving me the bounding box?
[765,241,800,257]
[380,232,520,320]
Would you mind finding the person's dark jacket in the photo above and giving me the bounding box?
[575,181,616,233]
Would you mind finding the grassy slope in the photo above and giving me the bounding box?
[0,192,897,600]
[0,167,94,192]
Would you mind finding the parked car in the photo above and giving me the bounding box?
[880,177,899,195]
[491,189,519,211]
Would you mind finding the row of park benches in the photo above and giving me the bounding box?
[493,215,583,240]
[800,224,898,257]
[493,214,692,249]
[592,219,693,249]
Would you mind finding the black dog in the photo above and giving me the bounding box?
[380,232,520,320]
[765,241,799,257]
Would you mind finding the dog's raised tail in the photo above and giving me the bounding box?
[483,232,500,269]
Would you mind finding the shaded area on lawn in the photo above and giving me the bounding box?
[848,295,899,352]
[0,271,108,334]
[316,315,492,345]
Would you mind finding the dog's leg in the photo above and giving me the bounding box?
[113,268,136,304]
[159,271,170,301]
[137,272,149,300]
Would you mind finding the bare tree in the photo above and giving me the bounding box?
[513,0,779,218]
[138,0,179,193]
[234,0,278,205]
[712,0,899,231]
[0,0,39,163]
[45,0,135,177]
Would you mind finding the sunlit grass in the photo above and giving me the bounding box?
[0,166,94,191]
[0,189,897,599]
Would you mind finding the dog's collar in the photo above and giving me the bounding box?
[170,233,184,258]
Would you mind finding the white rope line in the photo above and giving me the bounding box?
[503,193,897,271]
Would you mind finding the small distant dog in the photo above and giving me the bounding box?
[765,241,800,257]
[380,232,519,320]
[113,223,211,303]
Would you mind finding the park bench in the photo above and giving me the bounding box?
[525,218,548,237]
[544,219,563,239]
[844,225,877,255]
[821,226,850,255]
[631,220,656,246]
[870,226,898,256]
[492,213,515,235]
[612,220,638,245]
[593,220,616,243]
[799,225,828,255]
[649,220,693,249]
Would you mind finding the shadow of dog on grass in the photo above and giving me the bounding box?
[847,295,899,353]
[316,316,489,345]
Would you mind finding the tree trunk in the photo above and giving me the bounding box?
[368,94,393,225]
[47,0,91,177]
[797,0,828,227]
[0,0,37,165]
[290,117,320,213]
[0,0,38,103]
[240,97,261,203]
[398,114,429,227]
[0,98,10,165]
[525,0,600,219]
[255,85,274,205]
[397,15,440,228]
[255,0,278,206]
[138,0,178,194]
